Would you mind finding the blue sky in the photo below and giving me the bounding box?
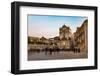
[28,15,87,38]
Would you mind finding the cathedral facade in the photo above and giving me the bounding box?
[58,24,72,49]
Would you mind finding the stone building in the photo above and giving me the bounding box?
[58,24,72,49]
[28,36,40,44]
[59,24,72,40]
[74,19,88,52]
[28,36,50,50]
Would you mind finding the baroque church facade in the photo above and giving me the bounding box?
[58,24,72,49]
